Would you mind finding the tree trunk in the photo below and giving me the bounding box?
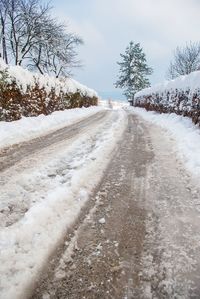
[0,13,8,64]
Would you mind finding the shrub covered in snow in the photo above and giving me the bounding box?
[0,59,98,121]
[134,71,200,125]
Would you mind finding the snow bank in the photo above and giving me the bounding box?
[0,59,98,121]
[135,71,200,98]
[134,71,200,125]
[129,107,200,178]
[0,59,97,98]
[0,106,104,149]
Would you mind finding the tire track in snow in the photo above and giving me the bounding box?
[0,111,107,172]
[31,112,200,299]
[0,110,116,228]
[0,109,127,299]
[31,113,153,299]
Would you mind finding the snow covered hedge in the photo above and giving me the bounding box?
[0,59,98,121]
[134,71,200,125]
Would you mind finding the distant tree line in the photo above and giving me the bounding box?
[0,0,83,77]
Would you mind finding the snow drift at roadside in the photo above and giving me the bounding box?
[129,107,200,179]
[0,106,104,149]
[134,71,200,125]
[0,59,98,121]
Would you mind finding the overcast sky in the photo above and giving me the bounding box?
[51,0,200,100]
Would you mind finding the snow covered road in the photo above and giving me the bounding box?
[0,110,107,172]
[0,109,127,299]
[1,107,200,298]
[31,110,200,299]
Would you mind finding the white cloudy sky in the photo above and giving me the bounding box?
[51,0,200,99]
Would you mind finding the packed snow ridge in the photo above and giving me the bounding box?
[0,106,104,149]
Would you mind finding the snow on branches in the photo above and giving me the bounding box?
[0,59,98,121]
[115,41,153,100]
[134,71,200,126]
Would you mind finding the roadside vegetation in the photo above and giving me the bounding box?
[0,0,98,122]
[114,41,200,126]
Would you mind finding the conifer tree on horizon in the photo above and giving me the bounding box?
[115,41,153,101]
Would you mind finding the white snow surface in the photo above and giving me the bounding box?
[98,217,106,224]
[0,106,104,149]
[135,70,200,98]
[0,58,98,98]
[0,109,127,299]
[129,107,200,179]
[98,99,129,109]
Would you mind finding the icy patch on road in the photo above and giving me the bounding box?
[0,106,104,149]
[128,107,200,179]
[0,110,127,299]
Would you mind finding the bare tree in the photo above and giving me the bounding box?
[3,0,22,65]
[167,42,200,79]
[0,0,83,77]
[43,31,83,78]
[0,0,51,65]
[28,19,83,77]
[17,0,51,66]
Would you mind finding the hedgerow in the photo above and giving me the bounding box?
[134,72,200,125]
[0,60,98,122]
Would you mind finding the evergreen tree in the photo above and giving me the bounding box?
[115,41,153,100]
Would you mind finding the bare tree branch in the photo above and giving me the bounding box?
[0,0,83,77]
[167,42,200,79]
